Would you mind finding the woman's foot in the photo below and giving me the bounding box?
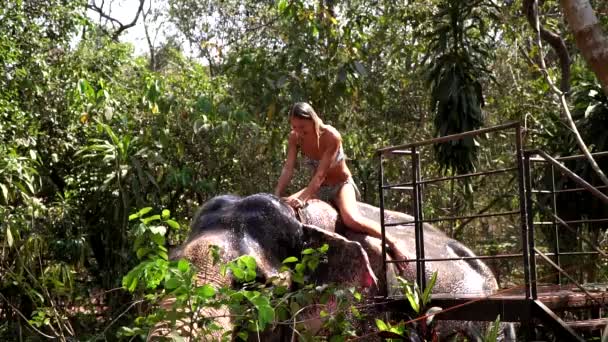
[389,242,408,274]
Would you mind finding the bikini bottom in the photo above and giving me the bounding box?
[316,177,361,204]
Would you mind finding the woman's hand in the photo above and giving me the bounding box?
[283,196,305,209]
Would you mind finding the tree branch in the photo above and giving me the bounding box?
[142,0,156,70]
[523,0,572,94]
[0,293,58,339]
[86,0,146,41]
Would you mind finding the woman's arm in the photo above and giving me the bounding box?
[274,131,298,197]
[297,130,341,202]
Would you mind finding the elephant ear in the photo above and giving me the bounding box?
[301,224,378,289]
[239,232,292,286]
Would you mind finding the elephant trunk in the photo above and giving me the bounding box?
[149,233,239,341]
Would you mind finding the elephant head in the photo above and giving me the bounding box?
[179,193,377,287]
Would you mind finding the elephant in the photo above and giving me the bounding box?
[155,193,514,341]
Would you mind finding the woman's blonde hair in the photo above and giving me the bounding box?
[289,102,322,149]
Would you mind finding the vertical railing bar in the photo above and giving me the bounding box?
[550,164,561,284]
[525,151,538,299]
[416,149,426,291]
[515,124,531,299]
[378,154,388,297]
[412,147,425,290]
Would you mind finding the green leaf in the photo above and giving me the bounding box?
[249,293,270,308]
[136,247,151,259]
[257,305,275,330]
[277,0,288,13]
[290,302,300,314]
[375,318,388,330]
[122,269,140,292]
[406,289,420,314]
[239,255,257,270]
[307,258,319,271]
[151,233,166,246]
[330,335,345,342]
[301,248,315,255]
[165,277,180,290]
[231,267,245,280]
[237,331,249,341]
[142,214,162,224]
[196,284,216,298]
[350,305,361,318]
[422,271,438,304]
[292,273,304,284]
[138,207,153,216]
[165,219,180,229]
[128,213,139,221]
[162,209,170,219]
[210,245,221,265]
[177,259,190,273]
[318,244,329,253]
[282,256,298,264]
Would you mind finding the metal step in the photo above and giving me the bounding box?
[567,318,608,333]
[532,300,585,342]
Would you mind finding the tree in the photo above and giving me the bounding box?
[425,0,498,176]
[561,0,608,96]
[524,0,608,186]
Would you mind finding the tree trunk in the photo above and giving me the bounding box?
[560,0,608,96]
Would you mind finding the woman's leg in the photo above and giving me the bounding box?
[334,183,407,271]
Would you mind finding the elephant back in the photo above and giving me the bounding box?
[297,199,343,234]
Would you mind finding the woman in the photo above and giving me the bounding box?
[274,102,407,270]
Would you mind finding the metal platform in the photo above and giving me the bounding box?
[380,284,608,322]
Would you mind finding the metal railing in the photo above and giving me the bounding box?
[376,122,608,303]
[525,149,608,297]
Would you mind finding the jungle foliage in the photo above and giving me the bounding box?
[1,0,607,340]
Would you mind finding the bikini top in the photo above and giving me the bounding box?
[301,145,346,172]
